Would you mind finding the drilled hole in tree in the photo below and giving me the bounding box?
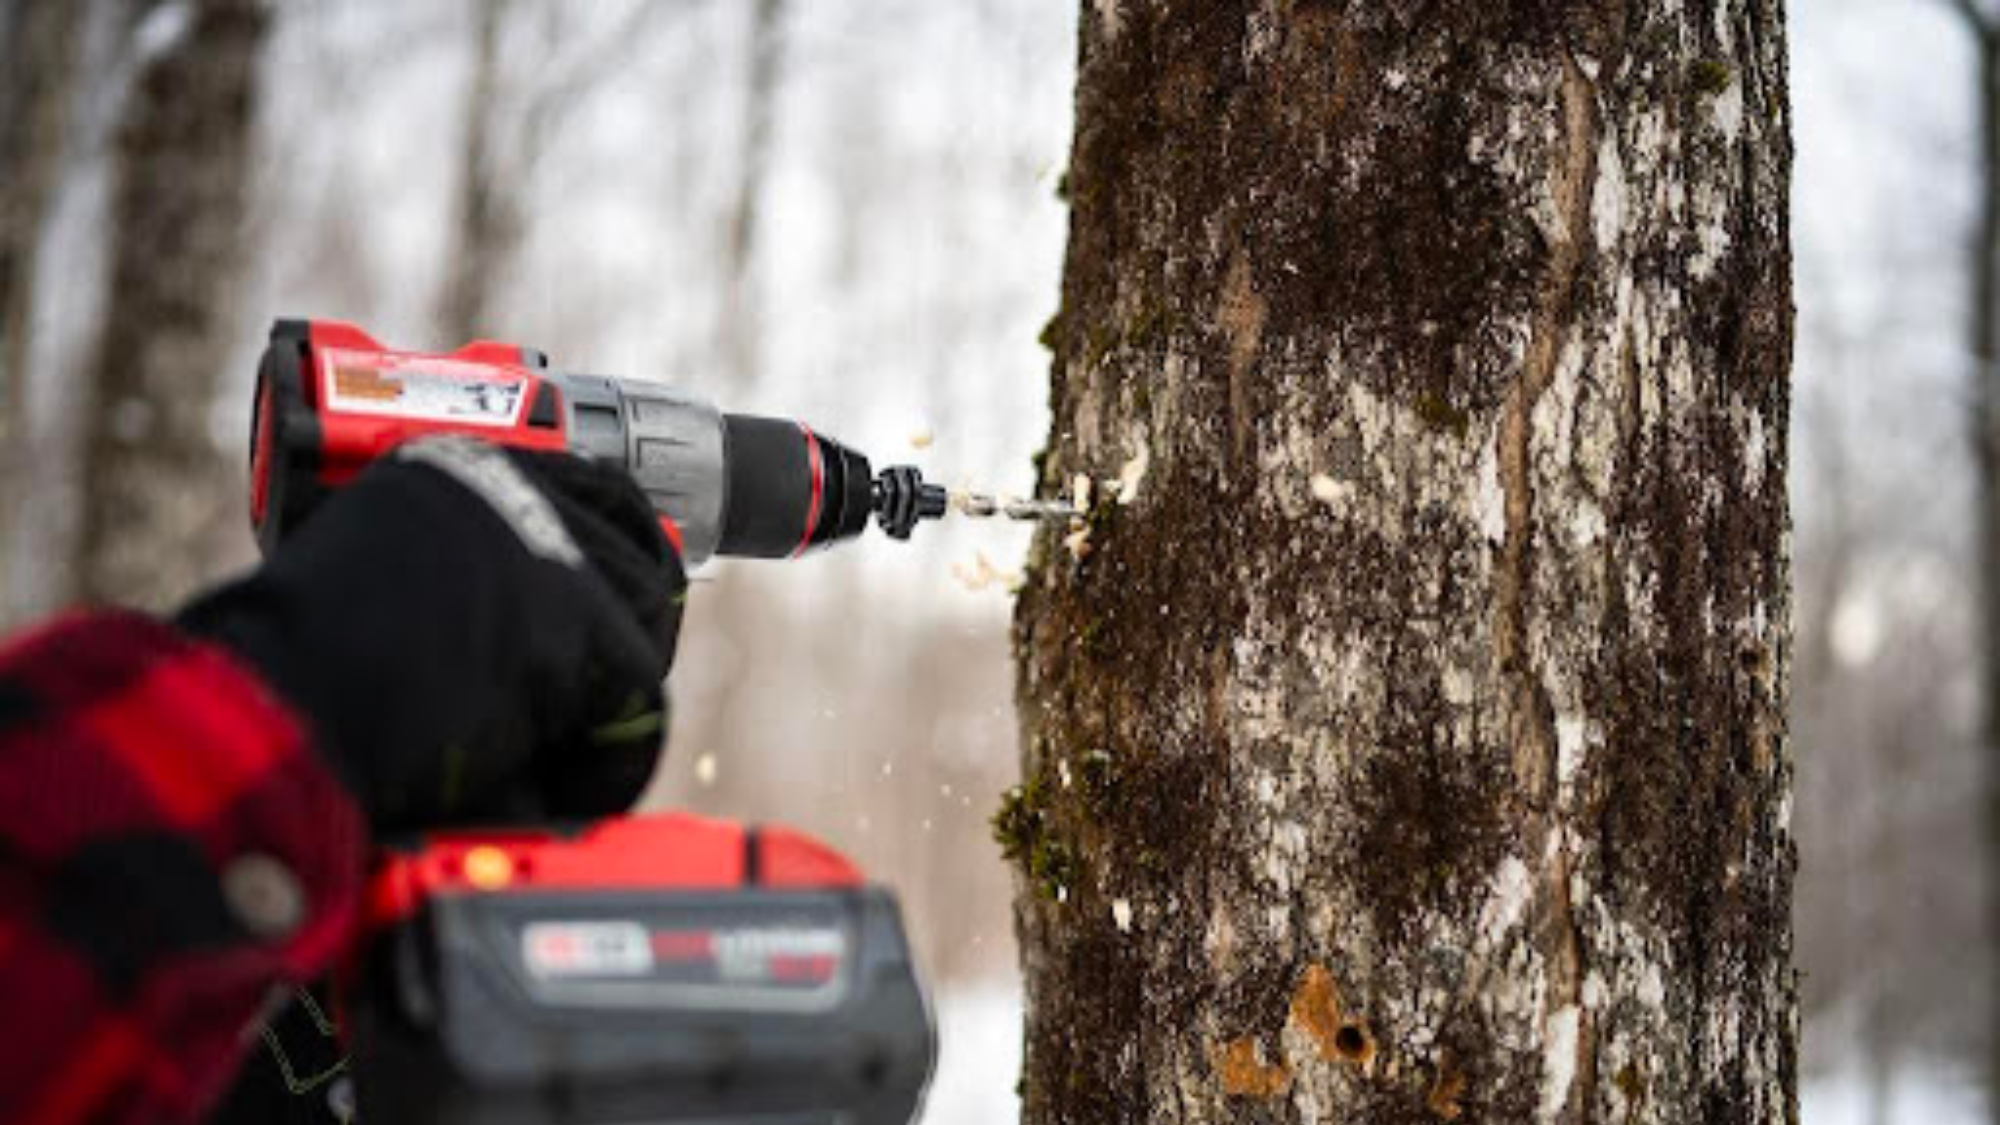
[1334,1025,1368,1059]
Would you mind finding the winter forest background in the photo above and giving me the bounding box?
[0,1,1988,1121]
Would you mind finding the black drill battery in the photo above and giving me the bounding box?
[343,815,935,1125]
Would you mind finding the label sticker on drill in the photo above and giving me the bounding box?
[522,921,654,978]
[319,347,528,428]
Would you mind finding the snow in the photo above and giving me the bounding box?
[1801,1065,1989,1125]
[1555,712,1587,788]
[1713,79,1745,145]
[1591,130,1626,252]
[1538,1004,1580,1123]
[922,982,1025,1125]
[1475,435,1507,544]
[1479,855,1533,942]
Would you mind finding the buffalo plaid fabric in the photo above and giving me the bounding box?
[0,612,365,1125]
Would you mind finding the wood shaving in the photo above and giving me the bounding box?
[1063,524,1093,560]
[950,551,1008,592]
[1116,445,1150,504]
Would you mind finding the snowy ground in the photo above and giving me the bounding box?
[922,982,1024,1125]
[926,982,1989,1125]
[1801,1064,1989,1125]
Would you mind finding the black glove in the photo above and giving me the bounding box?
[178,437,686,831]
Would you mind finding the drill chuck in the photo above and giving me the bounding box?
[872,466,948,540]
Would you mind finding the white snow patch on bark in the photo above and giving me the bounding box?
[1556,713,1588,787]
[1744,408,1766,492]
[1592,131,1625,251]
[1540,1004,1581,1123]
[1713,79,1744,143]
[1637,960,1665,1009]
[1582,970,1607,1008]
[1475,435,1507,544]
[1480,855,1534,941]
[1570,494,1606,548]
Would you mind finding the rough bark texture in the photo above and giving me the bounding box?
[71,0,269,610]
[1009,4,1796,1123]
[0,0,82,616]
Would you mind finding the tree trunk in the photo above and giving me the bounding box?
[1008,5,1796,1124]
[716,0,786,393]
[1970,21,2000,1120]
[71,0,269,610]
[438,0,518,345]
[0,0,82,621]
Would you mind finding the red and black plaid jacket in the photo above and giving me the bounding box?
[0,612,365,1125]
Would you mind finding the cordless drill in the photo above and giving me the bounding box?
[249,319,945,1125]
[251,318,952,566]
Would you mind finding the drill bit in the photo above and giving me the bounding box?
[949,490,1078,523]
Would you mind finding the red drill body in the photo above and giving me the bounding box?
[251,318,945,566]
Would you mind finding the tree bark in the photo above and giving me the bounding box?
[1009,5,1796,1123]
[0,0,83,620]
[71,0,269,610]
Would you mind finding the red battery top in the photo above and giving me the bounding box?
[365,812,864,929]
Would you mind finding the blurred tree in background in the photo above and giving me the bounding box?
[1937,0,2000,1108]
[71,0,268,609]
[0,1,83,611]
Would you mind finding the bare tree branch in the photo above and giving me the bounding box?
[1940,0,2000,39]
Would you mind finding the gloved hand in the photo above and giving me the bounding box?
[178,437,685,831]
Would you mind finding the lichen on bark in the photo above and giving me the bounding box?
[1010,3,1797,1123]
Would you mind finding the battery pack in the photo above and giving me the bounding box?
[346,814,935,1125]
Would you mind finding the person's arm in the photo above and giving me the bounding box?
[0,611,364,1125]
[0,438,684,1125]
